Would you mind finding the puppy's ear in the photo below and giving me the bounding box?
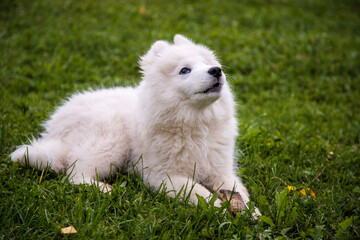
[173,34,193,45]
[140,40,170,71]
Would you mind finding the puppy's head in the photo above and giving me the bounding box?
[140,35,227,108]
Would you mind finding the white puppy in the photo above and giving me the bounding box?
[11,35,259,214]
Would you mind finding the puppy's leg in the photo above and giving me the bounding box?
[64,133,129,193]
[149,175,223,207]
[70,170,112,193]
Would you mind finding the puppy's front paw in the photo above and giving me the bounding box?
[219,189,247,214]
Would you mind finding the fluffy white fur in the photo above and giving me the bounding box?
[11,35,258,213]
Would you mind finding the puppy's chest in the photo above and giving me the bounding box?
[157,127,221,165]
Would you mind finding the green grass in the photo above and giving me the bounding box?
[1,0,359,239]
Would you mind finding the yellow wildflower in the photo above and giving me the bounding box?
[300,189,306,196]
[286,186,297,192]
[309,188,317,198]
[300,188,317,198]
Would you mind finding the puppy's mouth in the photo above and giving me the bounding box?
[197,82,223,94]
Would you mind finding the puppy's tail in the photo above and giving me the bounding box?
[10,139,65,172]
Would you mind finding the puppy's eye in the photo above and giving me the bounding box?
[179,67,191,75]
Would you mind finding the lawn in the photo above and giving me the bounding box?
[1,0,359,239]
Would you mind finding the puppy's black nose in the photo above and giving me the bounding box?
[208,67,222,78]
